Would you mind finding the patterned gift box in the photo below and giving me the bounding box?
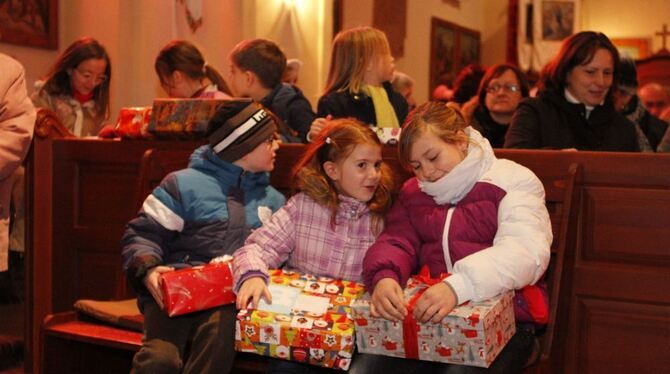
[147,98,230,139]
[352,268,515,368]
[235,269,365,370]
[370,126,401,145]
[159,260,236,317]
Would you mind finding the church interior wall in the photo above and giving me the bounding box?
[0,0,669,125]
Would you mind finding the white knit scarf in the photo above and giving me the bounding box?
[419,127,496,205]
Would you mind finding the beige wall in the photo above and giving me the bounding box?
[243,0,333,105]
[581,0,670,54]
[0,0,329,122]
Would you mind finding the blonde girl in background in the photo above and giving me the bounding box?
[233,119,395,374]
[309,27,408,141]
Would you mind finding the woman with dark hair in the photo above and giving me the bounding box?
[155,40,232,99]
[31,36,111,137]
[461,64,530,148]
[505,31,638,151]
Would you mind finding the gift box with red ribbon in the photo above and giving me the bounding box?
[147,98,230,139]
[114,106,152,139]
[235,269,365,370]
[351,267,515,367]
[159,261,236,317]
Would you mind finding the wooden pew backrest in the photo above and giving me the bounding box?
[33,139,670,373]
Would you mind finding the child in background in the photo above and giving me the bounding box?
[310,27,408,141]
[228,39,316,143]
[31,36,111,137]
[360,102,552,373]
[233,119,395,374]
[282,58,303,86]
[155,39,233,99]
[121,100,285,374]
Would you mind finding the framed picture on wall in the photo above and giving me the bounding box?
[541,1,574,41]
[429,17,480,98]
[0,0,58,49]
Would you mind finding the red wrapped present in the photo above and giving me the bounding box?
[114,107,152,139]
[159,261,235,317]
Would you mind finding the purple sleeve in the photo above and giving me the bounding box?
[363,186,422,290]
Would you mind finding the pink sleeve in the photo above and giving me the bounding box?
[232,195,298,291]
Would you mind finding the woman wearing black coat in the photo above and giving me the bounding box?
[505,31,638,151]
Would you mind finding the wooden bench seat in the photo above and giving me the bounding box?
[42,311,269,374]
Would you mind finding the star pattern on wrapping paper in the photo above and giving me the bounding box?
[323,334,337,347]
[244,325,256,337]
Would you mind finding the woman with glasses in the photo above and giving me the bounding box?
[31,36,111,137]
[505,31,638,151]
[461,64,529,148]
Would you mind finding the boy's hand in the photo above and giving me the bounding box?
[237,277,272,310]
[143,266,174,309]
[308,115,332,142]
[371,278,407,322]
[413,282,457,323]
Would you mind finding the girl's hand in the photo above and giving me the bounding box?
[143,265,174,309]
[413,282,457,323]
[308,115,332,142]
[371,278,407,321]
[237,277,272,310]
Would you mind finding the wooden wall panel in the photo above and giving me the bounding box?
[581,186,670,266]
[76,252,123,303]
[574,297,670,373]
[46,139,202,313]
[75,161,139,226]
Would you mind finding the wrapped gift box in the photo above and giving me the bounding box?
[235,269,365,370]
[159,260,235,317]
[114,107,152,139]
[147,98,230,139]
[352,270,515,368]
[371,126,401,145]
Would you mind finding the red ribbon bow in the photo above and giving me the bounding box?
[402,266,450,359]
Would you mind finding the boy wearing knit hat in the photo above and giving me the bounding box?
[122,99,285,374]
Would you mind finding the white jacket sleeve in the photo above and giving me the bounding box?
[445,160,552,303]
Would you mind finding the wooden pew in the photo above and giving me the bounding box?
[28,134,670,373]
[36,141,579,373]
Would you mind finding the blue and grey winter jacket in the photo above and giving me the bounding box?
[121,145,285,300]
